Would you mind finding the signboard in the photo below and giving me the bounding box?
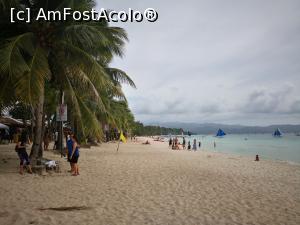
[56,104,67,121]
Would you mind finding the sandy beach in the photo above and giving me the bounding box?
[0,139,299,225]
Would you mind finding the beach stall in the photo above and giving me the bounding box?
[0,122,9,143]
[0,116,27,143]
[0,123,9,130]
[0,116,25,127]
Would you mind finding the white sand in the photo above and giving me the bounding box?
[0,139,299,225]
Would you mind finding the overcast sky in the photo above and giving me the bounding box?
[97,0,300,126]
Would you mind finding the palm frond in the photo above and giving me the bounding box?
[15,46,50,103]
[0,32,35,78]
[58,40,114,91]
[106,68,136,88]
[75,91,103,140]
[66,67,106,112]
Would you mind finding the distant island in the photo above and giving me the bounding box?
[147,122,300,135]
[132,122,184,136]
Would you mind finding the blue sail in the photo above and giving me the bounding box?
[273,128,283,137]
[216,129,226,137]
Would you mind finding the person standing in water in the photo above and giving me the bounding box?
[192,139,197,151]
[182,137,186,149]
[198,141,201,148]
[214,141,216,148]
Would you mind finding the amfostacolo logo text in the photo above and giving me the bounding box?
[10,8,159,23]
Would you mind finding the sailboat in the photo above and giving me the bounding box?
[216,128,226,137]
[273,128,283,137]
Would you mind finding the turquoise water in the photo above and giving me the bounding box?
[175,134,300,163]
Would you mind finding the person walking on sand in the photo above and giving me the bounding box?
[192,139,197,151]
[169,138,172,148]
[53,131,58,150]
[187,141,191,150]
[70,134,80,176]
[182,137,186,149]
[172,138,175,149]
[43,130,50,151]
[15,131,32,175]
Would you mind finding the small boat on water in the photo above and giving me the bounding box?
[273,128,283,137]
[216,128,226,137]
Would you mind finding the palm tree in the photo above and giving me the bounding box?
[0,0,134,161]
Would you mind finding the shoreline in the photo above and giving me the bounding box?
[140,136,300,166]
[138,136,300,167]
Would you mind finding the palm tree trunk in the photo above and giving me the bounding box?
[38,111,46,158]
[30,85,45,162]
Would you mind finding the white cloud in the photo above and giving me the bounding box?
[97,0,300,125]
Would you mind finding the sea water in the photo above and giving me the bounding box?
[175,134,300,163]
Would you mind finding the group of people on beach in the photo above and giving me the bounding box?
[169,137,202,151]
[14,129,80,176]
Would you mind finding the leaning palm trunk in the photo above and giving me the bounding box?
[30,85,45,162]
[38,110,46,158]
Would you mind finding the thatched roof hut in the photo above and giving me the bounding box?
[0,116,26,128]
